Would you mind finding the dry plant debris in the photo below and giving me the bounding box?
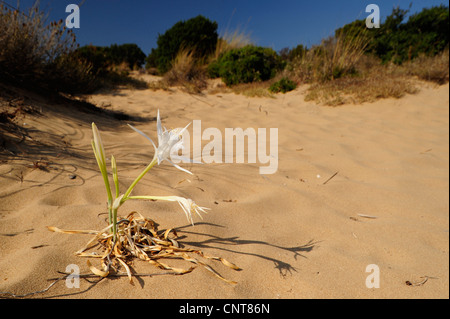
[48,211,240,285]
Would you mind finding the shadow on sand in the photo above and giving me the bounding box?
[175,222,318,277]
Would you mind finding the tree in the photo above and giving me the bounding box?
[336,5,449,64]
[150,15,218,73]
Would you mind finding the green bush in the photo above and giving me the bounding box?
[74,43,146,75]
[269,77,297,93]
[46,53,99,94]
[108,43,146,69]
[145,48,159,71]
[148,15,218,73]
[279,44,308,62]
[72,45,111,76]
[208,45,285,86]
[337,5,449,64]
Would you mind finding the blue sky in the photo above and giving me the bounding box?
[3,0,449,54]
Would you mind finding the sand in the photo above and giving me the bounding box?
[0,77,448,299]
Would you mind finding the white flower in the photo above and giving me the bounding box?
[128,195,210,225]
[176,197,210,225]
[128,110,193,174]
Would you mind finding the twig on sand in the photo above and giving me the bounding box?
[357,214,378,219]
[0,274,70,299]
[0,271,180,298]
[51,270,178,281]
[323,171,339,185]
[405,276,438,287]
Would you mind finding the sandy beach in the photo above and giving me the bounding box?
[0,77,448,299]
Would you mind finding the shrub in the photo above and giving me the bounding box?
[269,77,297,93]
[337,5,449,64]
[290,27,369,83]
[72,45,111,76]
[305,72,419,106]
[370,5,449,64]
[211,29,252,62]
[0,3,97,93]
[279,44,308,62]
[208,45,285,86]
[74,43,146,74]
[161,47,207,93]
[145,48,159,72]
[46,53,99,94]
[149,15,218,73]
[107,43,146,69]
[398,48,449,84]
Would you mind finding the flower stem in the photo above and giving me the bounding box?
[112,207,118,241]
[122,156,158,202]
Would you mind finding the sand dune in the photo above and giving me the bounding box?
[0,79,448,298]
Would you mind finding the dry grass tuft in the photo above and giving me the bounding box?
[291,29,369,84]
[207,80,276,98]
[230,81,275,98]
[212,29,252,61]
[399,49,449,85]
[305,74,419,106]
[161,47,208,94]
[288,31,447,106]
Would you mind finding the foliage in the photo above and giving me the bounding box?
[107,43,146,69]
[279,44,308,62]
[0,3,97,93]
[269,77,297,93]
[148,15,218,73]
[208,45,285,86]
[397,48,449,84]
[72,45,111,76]
[0,4,147,94]
[337,5,449,64]
[74,43,146,75]
[290,27,369,83]
[161,47,207,93]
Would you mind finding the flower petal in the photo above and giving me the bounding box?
[157,109,162,145]
[128,124,157,151]
[171,155,203,165]
[168,159,193,175]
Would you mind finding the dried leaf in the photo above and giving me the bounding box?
[47,226,99,235]
[87,260,109,277]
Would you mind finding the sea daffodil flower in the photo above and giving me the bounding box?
[176,197,210,225]
[127,195,209,225]
[128,110,193,175]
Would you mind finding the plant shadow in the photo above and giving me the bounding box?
[175,222,319,278]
